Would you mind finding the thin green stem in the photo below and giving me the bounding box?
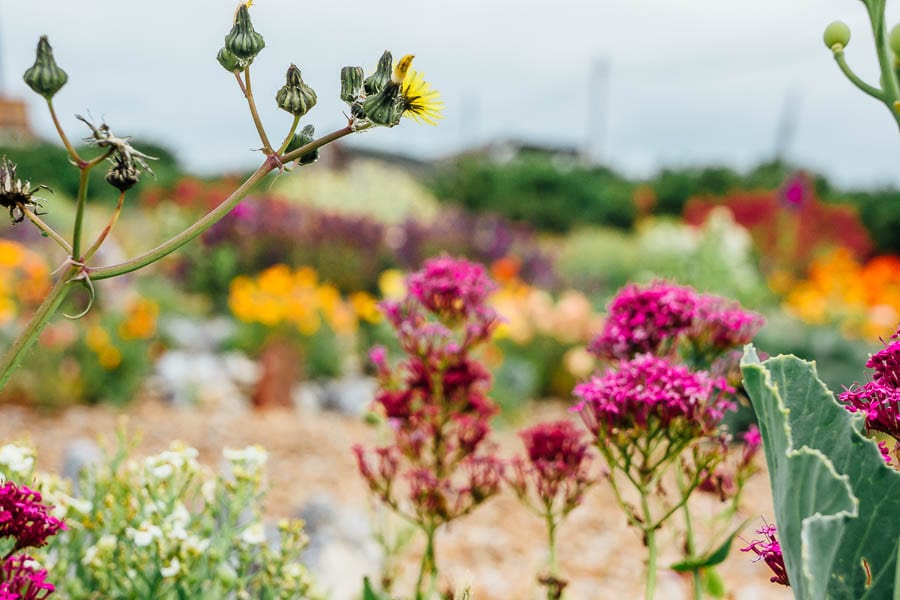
[90,125,358,281]
[833,51,885,101]
[546,509,559,578]
[865,0,899,100]
[89,161,272,279]
[242,67,273,153]
[83,191,125,262]
[415,527,437,600]
[640,488,658,600]
[682,503,702,600]
[0,265,78,389]
[20,206,72,253]
[46,99,84,166]
[71,168,91,260]
[276,115,301,156]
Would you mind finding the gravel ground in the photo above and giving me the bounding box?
[0,399,792,600]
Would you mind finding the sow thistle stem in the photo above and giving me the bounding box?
[0,0,444,390]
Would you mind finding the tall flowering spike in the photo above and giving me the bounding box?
[407,256,497,321]
[512,420,593,515]
[224,3,265,62]
[0,482,66,553]
[23,36,68,100]
[741,523,789,587]
[589,281,698,360]
[573,354,734,437]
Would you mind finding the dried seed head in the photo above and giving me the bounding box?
[0,157,48,224]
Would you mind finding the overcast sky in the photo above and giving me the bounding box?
[2,0,898,187]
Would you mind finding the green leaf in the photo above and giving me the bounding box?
[741,346,900,599]
[362,577,388,600]
[702,567,726,599]
[670,526,742,572]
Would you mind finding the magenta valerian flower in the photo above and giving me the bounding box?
[867,336,900,389]
[406,255,497,321]
[839,382,900,440]
[573,354,734,438]
[509,420,593,516]
[687,295,764,356]
[741,523,789,587]
[741,424,762,468]
[878,440,893,465]
[0,555,55,600]
[589,281,698,360]
[0,483,66,553]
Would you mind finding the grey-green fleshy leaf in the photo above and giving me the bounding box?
[741,346,900,600]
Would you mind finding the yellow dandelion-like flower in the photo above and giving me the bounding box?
[400,69,444,126]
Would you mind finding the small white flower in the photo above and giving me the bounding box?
[127,522,163,547]
[160,558,181,578]
[239,522,266,546]
[224,445,268,476]
[0,444,35,477]
[81,544,99,567]
[201,479,217,504]
[183,535,210,555]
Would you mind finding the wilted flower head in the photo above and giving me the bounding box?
[573,354,733,438]
[0,554,55,600]
[741,522,789,587]
[0,483,66,553]
[589,281,698,360]
[0,158,47,224]
[511,420,593,515]
[77,116,155,187]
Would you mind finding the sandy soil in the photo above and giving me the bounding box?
[0,399,792,600]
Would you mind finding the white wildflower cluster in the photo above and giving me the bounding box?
[0,443,35,481]
[18,438,322,599]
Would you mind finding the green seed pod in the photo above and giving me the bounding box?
[890,23,900,57]
[823,21,851,51]
[23,36,68,100]
[275,65,317,117]
[285,124,319,165]
[340,66,365,103]
[225,4,266,61]
[364,51,393,95]
[216,47,250,72]
[361,83,403,127]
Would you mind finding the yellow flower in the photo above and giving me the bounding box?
[400,68,444,126]
[349,292,382,324]
[119,298,159,341]
[378,270,406,300]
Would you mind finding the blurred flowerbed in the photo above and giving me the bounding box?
[0,154,896,409]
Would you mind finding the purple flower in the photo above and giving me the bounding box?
[0,483,65,553]
[867,337,900,389]
[779,172,811,211]
[0,555,55,600]
[741,523,789,587]
[573,354,734,437]
[878,440,893,465]
[839,381,900,441]
[589,282,698,360]
[407,256,497,321]
[741,424,762,467]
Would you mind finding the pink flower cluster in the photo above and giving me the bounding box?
[0,555,55,600]
[839,331,900,444]
[573,354,734,437]
[0,483,65,554]
[509,420,593,516]
[355,257,503,527]
[741,523,789,587]
[589,281,763,363]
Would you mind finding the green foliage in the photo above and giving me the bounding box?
[830,189,900,254]
[430,155,635,232]
[741,347,900,599]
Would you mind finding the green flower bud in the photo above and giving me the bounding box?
[276,65,317,117]
[364,51,393,95]
[285,125,318,165]
[225,4,265,61]
[823,21,851,51]
[340,66,365,104]
[361,82,403,127]
[890,23,900,56]
[23,36,68,100]
[217,46,251,73]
